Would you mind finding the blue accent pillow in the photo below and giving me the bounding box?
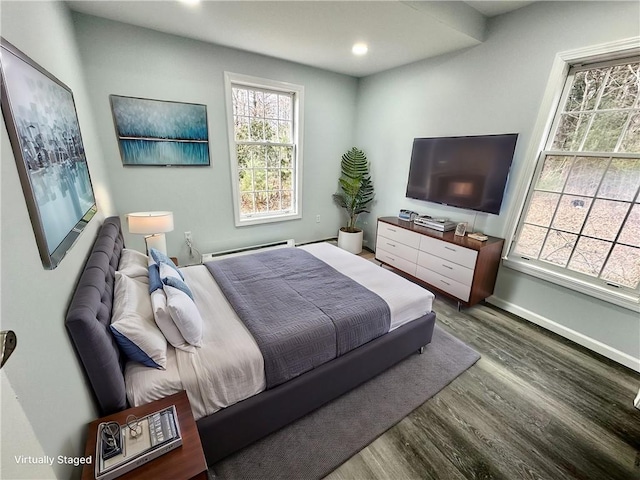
[148,263,163,294]
[162,275,194,300]
[149,248,184,280]
[110,327,163,369]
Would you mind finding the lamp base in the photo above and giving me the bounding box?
[144,233,167,256]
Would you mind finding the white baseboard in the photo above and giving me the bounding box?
[634,389,640,410]
[487,296,640,374]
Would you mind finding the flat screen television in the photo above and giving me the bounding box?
[405,134,518,215]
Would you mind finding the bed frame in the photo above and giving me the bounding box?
[66,217,436,465]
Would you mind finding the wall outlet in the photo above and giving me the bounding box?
[184,231,193,243]
[316,215,321,223]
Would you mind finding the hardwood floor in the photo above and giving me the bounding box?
[326,253,640,480]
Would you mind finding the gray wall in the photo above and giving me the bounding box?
[355,1,640,363]
[0,2,115,478]
[72,13,358,265]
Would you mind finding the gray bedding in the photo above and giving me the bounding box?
[206,248,391,388]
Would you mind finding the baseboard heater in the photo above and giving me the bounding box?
[202,239,295,262]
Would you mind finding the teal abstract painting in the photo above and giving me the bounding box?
[110,95,210,166]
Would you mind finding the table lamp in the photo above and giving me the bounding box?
[126,211,174,255]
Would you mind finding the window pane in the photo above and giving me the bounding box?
[250,119,265,141]
[552,113,592,151]
[567,237,612,277]
[279,95,291,120]
[564,157,608,196]
[232,88,248,116]
[513,224,548,258]
[582,199,630,241]
[540,229,577,266]
[565,68,607,112]
[597,158,640,201]
[524,191,560,227]
[266,146,279,168]
[600,244,640,288]
[235,117,249,141]
[252,146,266,167]
[238,169,253,192]
[536,155,573,192]
[237,144,251,168]
[254,169,266,191]
[282,191,293,210]
[267,169,280,190]
[255,192,268,213]
[551,195,591,233]
[264,120,277,142]
[598,63,639,110]
[618,204,640,247]
[264,92,278,118]
[281,146,293,167]
[582,112,628,152]
[268,191,281,211]
[619,113,640,153]
[281,168,293,189]
[279,121,292,143]
[249,90,264,118]
[240,193,254,215]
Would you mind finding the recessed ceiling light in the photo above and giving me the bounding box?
[352,43,368,56]
[178,0,201,6]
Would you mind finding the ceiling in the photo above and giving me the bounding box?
[66,1,535,77]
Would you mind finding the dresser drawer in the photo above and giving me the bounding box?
[419,235,477,268]
[417,251,474,286]
[376,236,419,263]
[376,248,417,277]
[377,221,421,249]
[416,266,471,302]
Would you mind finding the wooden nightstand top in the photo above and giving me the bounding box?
[82,391,207,480]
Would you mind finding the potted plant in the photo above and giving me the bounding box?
[332,147,375,254]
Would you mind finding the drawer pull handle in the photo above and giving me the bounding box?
[444,246,456,252]
[442,264,453,269]
[387,242,396,248]
[440,280,451,286]
[388,228,397,232]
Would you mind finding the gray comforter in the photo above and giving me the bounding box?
[206,248,390,388]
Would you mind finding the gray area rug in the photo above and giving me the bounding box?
[210,325,480,480]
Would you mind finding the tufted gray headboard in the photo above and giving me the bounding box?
[65,216,128,415]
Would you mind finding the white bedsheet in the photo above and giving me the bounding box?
[125,243,435,419]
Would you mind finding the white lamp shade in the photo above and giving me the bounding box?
[127,211,174,235]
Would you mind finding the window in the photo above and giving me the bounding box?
[224,72,304,226]
[507,55,640,309]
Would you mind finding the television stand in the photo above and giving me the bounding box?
[375,217,504,307]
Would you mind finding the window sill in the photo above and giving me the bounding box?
[502,257,640,312]
[235,212,301,227]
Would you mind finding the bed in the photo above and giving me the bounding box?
[66,217,436,465]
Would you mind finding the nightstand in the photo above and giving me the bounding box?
[82,391,207,480]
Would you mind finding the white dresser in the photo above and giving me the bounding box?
[375,217,504,307]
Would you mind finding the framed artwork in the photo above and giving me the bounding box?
[455,222,468,237]
[110,95,210,166]
[0,38,97,269]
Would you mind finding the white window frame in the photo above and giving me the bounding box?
[503,37,640,312]
[224,72,304,227]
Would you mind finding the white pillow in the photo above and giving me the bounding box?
[160,264,203,347]
[117,248,149,283]
[150,289,196,353]
[110,272,167,369]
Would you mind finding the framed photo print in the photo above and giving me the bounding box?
[110,95,210,166]
[455,222,467,237]
[0,38,97,269]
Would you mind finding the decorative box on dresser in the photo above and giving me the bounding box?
[375,217,504,308]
